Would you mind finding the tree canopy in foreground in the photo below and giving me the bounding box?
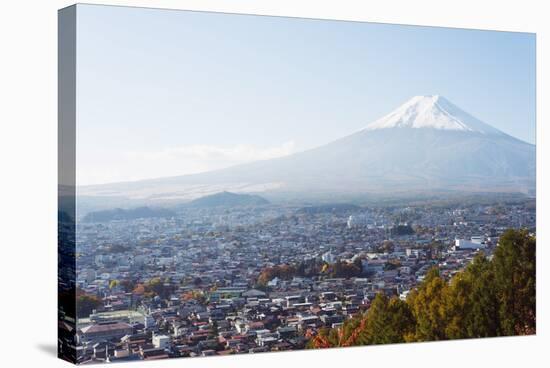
[309,228,535,348]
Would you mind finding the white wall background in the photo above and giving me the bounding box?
[0,0,547,367]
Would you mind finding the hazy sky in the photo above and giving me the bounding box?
[76,4,536,185]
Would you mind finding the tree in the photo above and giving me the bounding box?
[257,264,297,286]
[444,254,499,338]
[309,293,414,348]
[210,321,219,337]
[392,224,414,236]
[429,241,445,259]
[76,294,102,318]
[492,229,536,335]
[308,327,341,348]
[384,260,401,271]
[463,254,500,337]
[363,293,415,344]
[181,290,206,304]
[327,260,362,278]
[406,267,448,341]
[380,240,395,253]
[120,279,136,293]
[133,283,146,295]
[308,229,536,349]
[145,277,174,299]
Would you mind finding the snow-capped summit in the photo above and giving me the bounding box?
[364,95,504,135]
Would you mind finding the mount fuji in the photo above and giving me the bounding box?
[81,95,535,204]
[364,95,505,134]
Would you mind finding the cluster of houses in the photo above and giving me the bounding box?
[71,200,535,362]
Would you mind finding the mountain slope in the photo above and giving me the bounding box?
[80,95,535,203]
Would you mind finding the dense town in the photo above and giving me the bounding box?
[63,197,535,363]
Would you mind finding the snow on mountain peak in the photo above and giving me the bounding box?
[364,95,503,135]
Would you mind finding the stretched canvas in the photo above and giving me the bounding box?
[58,4,536,364]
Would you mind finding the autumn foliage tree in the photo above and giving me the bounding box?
[310,293,414,348]
[309,228,536,349]
[144,277,174,299]
[76,289,102,318]
[257,259,327,286]
[257,264,298,286]
[132,278,174,300]
[326,260,362,278]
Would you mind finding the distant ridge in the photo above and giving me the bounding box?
[297,203,361,214]
[187,191,270,208]
[82,206,175,222]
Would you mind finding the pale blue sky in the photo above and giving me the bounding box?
[76,4,536,185]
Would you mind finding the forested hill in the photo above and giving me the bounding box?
[82,206,175,223]
[187,191,269,208]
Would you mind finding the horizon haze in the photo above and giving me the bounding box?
[75,4,535,186]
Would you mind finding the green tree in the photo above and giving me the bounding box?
[328,260,362,278]
[492,229,536,335]
[464,254,500,337]
[363,293,415,344]
[120,279,136,293]
[210,320,219,337]
[307,229,536,350]
[76,294,102,318]
[445,254,499,338]
[309,293,414,348]
[429,241,445,259]
[406,267,448,341]
[145,277,174,300]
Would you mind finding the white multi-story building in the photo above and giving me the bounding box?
[152,334,170,349]
[454,236,487,250]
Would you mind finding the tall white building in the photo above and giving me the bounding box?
[454,236,487,250]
